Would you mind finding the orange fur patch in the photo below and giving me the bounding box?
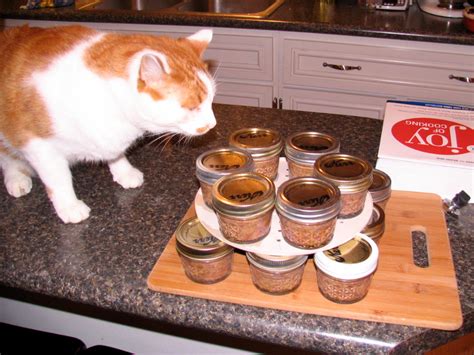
[84,33,210,110]
[0,25,97,148]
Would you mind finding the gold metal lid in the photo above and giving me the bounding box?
[369,169,392,202]
[362,204,385,241]
[229,128,283,159]
[246,252,308,272]
[324,237,372,264]
[276,177,341,222]
[211,172,275,217]
[284,132,340,164]
[196,147,254,184]
[314,153,373,193]
[175,217,233,259]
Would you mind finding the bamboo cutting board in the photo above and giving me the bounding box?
[147,191,463,331]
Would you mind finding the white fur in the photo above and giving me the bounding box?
[2,30,216,224]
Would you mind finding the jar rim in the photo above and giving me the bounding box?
[285,131,340,163]
[229,127,283,159]
[212,172,276,217]
[276,177,341,221]
[314,153,373,193]
[247,252,308,271]
[196,147,254,184]
[314,233,379,279]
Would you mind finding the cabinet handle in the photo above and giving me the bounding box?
[323,62,361,71]
[449,75,473,84]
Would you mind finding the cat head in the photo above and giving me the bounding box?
[132,30,216,136]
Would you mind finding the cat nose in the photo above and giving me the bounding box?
[196,124,213,135]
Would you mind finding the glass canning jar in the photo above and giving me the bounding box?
[284,132,340,178]
[369,169,392,210]
[314,233,379,303]
[229,127,283,180]
[176,217,234,284]
[276,177,341,249]
[196,147,254,208]
[362,203,385,244]
[212,172,275,244]
[314,153,373,218]
[247,252,308,295]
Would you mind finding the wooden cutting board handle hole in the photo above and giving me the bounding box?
[410,225,430,268]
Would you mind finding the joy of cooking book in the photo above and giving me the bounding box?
[376,100,473,199]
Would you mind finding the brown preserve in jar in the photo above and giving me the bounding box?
[229,128,283,180]
[285,132,340,178]
[176,217,234,284]
[314,234,379,303]
[314,153,373,218]
[276,177,341,249]
[369,169,392,210]
[247,252,308,295]
[212,172,275,244]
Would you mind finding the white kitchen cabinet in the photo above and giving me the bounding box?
[3,19,473,116]
[279,32,474,118]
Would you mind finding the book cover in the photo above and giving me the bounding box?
[376,101,473,198]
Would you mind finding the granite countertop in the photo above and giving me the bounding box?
[1,104,473,354]
[0,0,473,45]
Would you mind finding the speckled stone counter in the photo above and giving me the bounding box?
[1,0,473,45]
[1,104,472,354]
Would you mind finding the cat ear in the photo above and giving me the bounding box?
[139,52,170,86]
[186,29,213,57]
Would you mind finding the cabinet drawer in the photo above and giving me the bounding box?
[214,81,274,108]
[283,37,474,101]
[281,87,391,119]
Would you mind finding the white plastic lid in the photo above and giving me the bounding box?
[314,233,379,280]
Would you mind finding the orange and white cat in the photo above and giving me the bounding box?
[0,25,216,223]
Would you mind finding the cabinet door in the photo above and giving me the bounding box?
[281,34,474,108]
[281,87,390,119]
[214,82,274,108]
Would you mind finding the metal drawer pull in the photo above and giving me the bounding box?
[323,62,361,71]
[449,75,473,83]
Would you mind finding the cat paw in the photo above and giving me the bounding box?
[113,168,144,189]
[56,200,91,224]
[5,174,33,197]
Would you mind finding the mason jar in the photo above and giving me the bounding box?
[176,217,234,284]
[314,153,373,218]
[284,132,340,178]
[247,252,308,295]
[196,147,254,208]
[229,127,283,180]
[369,169,392,210]
[314,233,379,303]
[362,203,385,244]
[276,177,341,249]
[212,172,275,244]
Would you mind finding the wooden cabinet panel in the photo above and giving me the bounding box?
[281,87,389,119]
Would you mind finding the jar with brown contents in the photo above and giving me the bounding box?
[276,177,341,249]
[284,132,340,178]
[247,252,308,295]
[369,169,392,210]
[196,148,254,208]
[212,172,275,244]
[362,203,385,244]
[314,153,373,218]
[229,128,283,180]
[176,217,234,284]
[314,233,379,303]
